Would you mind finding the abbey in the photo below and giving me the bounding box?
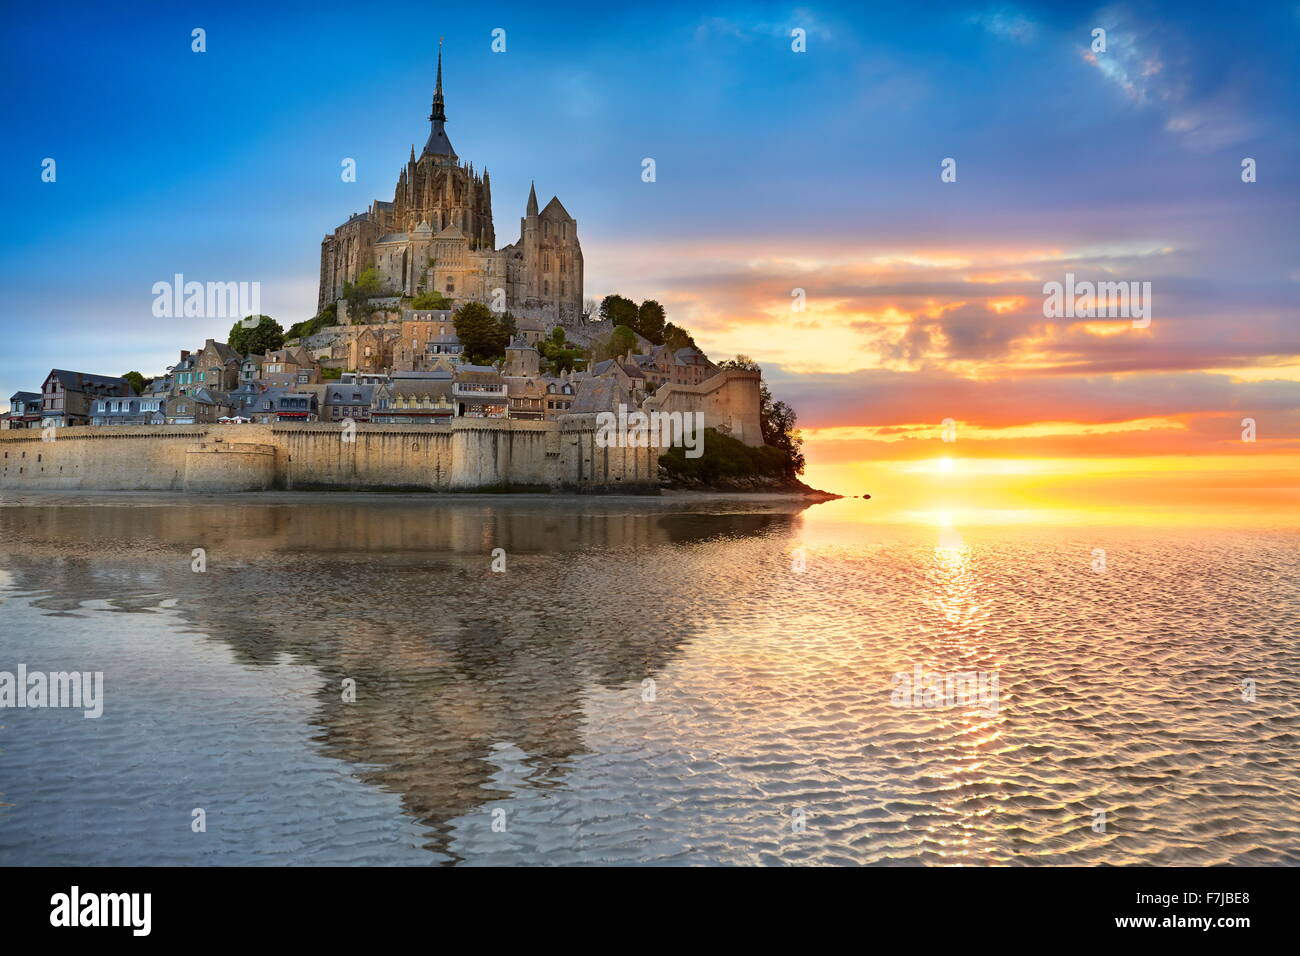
[318,45,584,325]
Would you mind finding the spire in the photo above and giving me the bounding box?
[432,38,445,124]
[526,181,538,217]
[422,38,456,159]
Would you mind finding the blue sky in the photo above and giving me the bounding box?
[2,1,1298,495]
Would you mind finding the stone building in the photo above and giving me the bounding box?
[394,310,464,370]
[372,377,455,424]
[193,339,242,391]
[323,383,375,423]
[334,326,398,374]
[317,44,584,326]
[40,370,131,427]
[452,365,508,418]
[165,388,232,425]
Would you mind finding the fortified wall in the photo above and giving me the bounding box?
[0,419,661,494]
[644,368,764,446]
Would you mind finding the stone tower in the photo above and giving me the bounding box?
[520,183,584,324]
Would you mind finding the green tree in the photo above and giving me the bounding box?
[662,322,696,352]
[286,303,337,342]
[599,294,639,328]
[411,291,454,310]
[453,302,515,364]
[229,315,285,355]
[636,299,667,343]
[593,324,638,363]
[538,327,587,374]
[121,371,147,395]
[342,267,385,322]
[658,428,793,483]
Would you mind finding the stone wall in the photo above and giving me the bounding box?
[0,420,659,494]
[644,368,765,446]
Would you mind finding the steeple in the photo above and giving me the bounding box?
[422,39,456,159]
[431,39,446,124]
[526,181,538,217]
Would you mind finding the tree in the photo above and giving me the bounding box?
[411,291,454,310]
[229,315,284,356]
[593,324,638,363]
[121,371,147,395]
[538,327,587,374]
[636,300,666,343]
[662,322,696,352]
[453,302,515,364]
[599,294,638,328]
[286,303,337,342]
[342,267,385,322]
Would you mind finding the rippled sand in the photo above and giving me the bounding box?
[0,493,1296,865]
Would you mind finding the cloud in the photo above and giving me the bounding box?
[1081,8,1258,151]
[967,5,1038,43]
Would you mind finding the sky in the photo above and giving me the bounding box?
[2,1,1297,522]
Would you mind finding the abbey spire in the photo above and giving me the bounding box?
[422,39,456,159]
[319,41,582,322]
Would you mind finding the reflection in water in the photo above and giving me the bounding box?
[1,494,1297,865]
[0,496,807,864]
[919,540,1003,864]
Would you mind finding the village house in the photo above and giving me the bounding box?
[40,370,132,427]
[322,383,375,423]
[259,347,319,388]
[513,314,546,347]
[239,354,265,383]
[393,310,465,371]
[90,394,167,425]
[193,339,243,391]
[340,371,389,386]
[452,365,508,418]
[164,387,232,424]
[6,392,42,429]
[630,344,717,389]
[251,388,318,423]
[338,327,397,374]
[542,378,577,420]
[226,381,264,418]
[589,355,647,402]
[372,378,455,424]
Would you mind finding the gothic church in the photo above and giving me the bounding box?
[318,45,584,324]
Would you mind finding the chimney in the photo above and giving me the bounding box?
[179,350,190,361]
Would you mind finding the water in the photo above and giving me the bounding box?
[0,492,1296,866]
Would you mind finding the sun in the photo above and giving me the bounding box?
[936,456,955,474]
